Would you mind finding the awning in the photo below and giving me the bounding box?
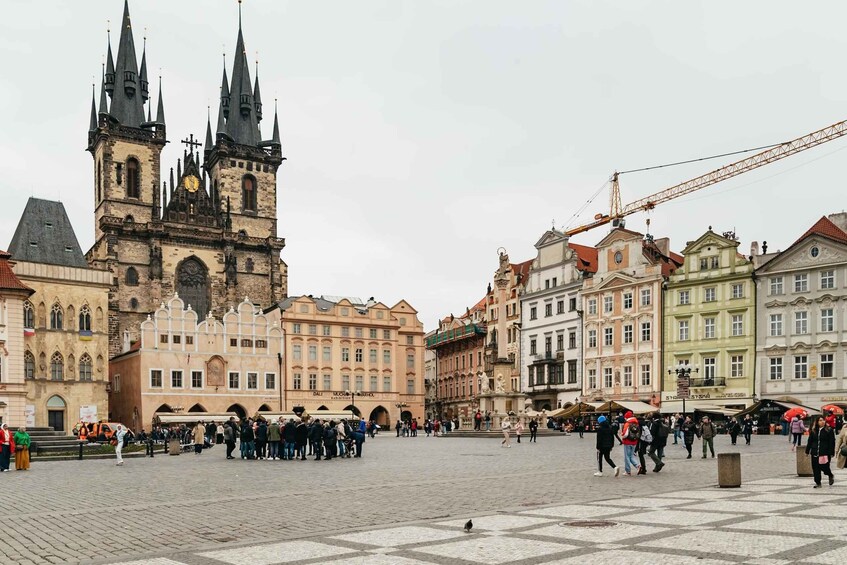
[660,401,743,416]
[595,400,659,415]
[153,412,238,425]
[734,399,822,419]
[556,402,603,419]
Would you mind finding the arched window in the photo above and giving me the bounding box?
[79,305,91,331]
[245,258,254,272]
[23,301,34,329]
[126,267,139,286]
[50,352,64,381]
[50,303,63,330]
[79,354,93,381]
[24,351,34,379]
[130,298,139,310]
[176,257,210,320]
[126,158,140,198]
[242,175,257,212]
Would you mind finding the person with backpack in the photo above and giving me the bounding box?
[790,415,807,451]
[636,415,653,475]
[620,411,641,475]
[681,415,697,459]
[484,412,491,431]
[648,414,668,472]
[474,410,482,431]
[698,416,717,458]
[594,416,620,477]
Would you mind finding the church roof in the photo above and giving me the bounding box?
[8,198,87,268]
[106,0,147,127]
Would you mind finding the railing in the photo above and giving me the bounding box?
[691,377,726,387]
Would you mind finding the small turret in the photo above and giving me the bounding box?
[89,84,98,132]
[271,99,280,146]
[220,62,230,119]
[105,33,115,95]
[254,60,263,122]
[155,76,165,125]
[204,107,213,155]
[98,66,109,116]
[139,36,149,101]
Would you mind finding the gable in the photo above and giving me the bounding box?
[755,235,847,274]
[593,273,637,290]
[595,227,643,249]
[681,230,738,255]
[534,229,567,249]
[391,299,418,314]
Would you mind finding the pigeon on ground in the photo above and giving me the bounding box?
[464,519,473,533]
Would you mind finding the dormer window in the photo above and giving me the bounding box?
[240,93,251,115]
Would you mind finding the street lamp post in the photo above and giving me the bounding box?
[667,365,698,417]
[575,397,582,438]
[395,402,408,423]
[343,389,361,419]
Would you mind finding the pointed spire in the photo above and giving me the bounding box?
[169,167,175,194]
[253,57,263,122]
[220,55,230,119]
[271,98,280,146]
[225,5,261,147]
[216,99,227,138]
[105,26,115,95]
[147,99,152,123]
[205,107,213,152]
[109,0,145,127]
[89,83,98,132]
[162,182,168,214]
[139,33,149,101]
[177,156,182,181]
[155,76,165,125]
[98,65,109,115]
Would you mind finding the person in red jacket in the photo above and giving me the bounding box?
[0,423,14,472]
[620,411,641,475]
[825,411,837,432]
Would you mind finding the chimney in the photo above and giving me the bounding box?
[750,241,759,256]
[828,212,847,233]
[653,237,670,257]
[762,241,768,254]
[123,330,131,353]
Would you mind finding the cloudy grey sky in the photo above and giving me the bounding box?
[2,1,846,330]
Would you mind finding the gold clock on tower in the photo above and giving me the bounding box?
[183,175,200,192]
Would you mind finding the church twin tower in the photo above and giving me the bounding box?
[86,1,287,356]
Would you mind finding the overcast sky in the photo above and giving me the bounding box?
[2,1,846,330]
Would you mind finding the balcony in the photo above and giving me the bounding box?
[691,377,726,388]
[531,352,557,364]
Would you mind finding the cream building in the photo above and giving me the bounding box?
[582,228,681,406]
[0,251,34,427]
[266,295,425,426]
[8,198,111,431]
[109,295,283,430]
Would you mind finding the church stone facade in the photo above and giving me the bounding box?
[85,1,287,357]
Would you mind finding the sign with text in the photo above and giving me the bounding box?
[676,376,690,400]
[25,405,35,427]
[79,405,98,423]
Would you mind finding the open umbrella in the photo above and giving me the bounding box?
[821,404,844,416]
[783,407,807,422]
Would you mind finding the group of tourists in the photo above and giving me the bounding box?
[0,423,31,472]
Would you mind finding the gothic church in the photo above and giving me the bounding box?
[85,1,288,356]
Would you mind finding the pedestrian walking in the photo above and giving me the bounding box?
[515,420,523,443]
[193,421,206,455]
[13,427,31,471]
[485,412,491,431]
[672,413,681,445]
[790,415,807,451]
[806,416,835,488]
[621,411,641,475]
[727,417,741,446]
[594,416,620,477]
[474,410,482,431]
[835,421,847,470]
[501,417,512,448]
[113,424,126,466]
[681,415,696,459]
[223,421,236,459]
[636,415,651,475]
[698,416,717,458]
[529,418,538,443]
[742,415,753,445]
[647,415,666,472]
[0,423,13,472]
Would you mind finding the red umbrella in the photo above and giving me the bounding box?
[783,407,807,422]
[821,405,844,416]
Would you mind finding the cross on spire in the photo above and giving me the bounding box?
[181,134,202,154]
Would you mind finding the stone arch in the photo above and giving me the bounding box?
[316,405,329,411]
[37,302,46,328]
[258,404,272,412]
[369,405,389,427]
[46,395,67,432]
[242,174,258,212]
[155,404,174,413]
[79,354,93,381]
[188,403,207,413]
[401,410,413,422]
[343,404,361,417]
[227,403,247,419]
[176,256,210,319]
[126,266,139,286]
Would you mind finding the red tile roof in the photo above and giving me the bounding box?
[794,216,847,247]
[568,243,598,273]
[0,251,33,294]
[511,259,533,283]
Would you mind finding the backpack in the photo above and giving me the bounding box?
[626,422,640,440]
[640,424,653,443]
[657,421,670,439]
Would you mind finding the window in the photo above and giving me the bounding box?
[603,367,613,388]
[292,323,301,334]
[587,329,597,348]
[604,327,613,346]
[171,370,183,388]
[406,378,415,394]
[704,317,715,339]
[341,327,350,337]
[769,358,783,380]
[710,256,719,269]
[794,311,808,334]
[407,353,415,368]
[245,258,254,272]
[678,320,689,341]
[292,345,302,361]
[544,335,552,354]
[821,308,834,332]
[678,290,690,305]
[130,298,139,310]
[545,303,553,317]
[342,375,350,390]
[383,349,391,363]
[78,354,93,381]
[125,267,139,286]
[769,314,783,336]
[529,307,537,320]
[821,270,835,290]
[253,338,262,348]
[229,371,240,389]
[150,369,162,388]
[355,327,363,338]
[731,284,744,299]
[569,298,577,311]
[794,355,808,379]
[587,299,597,315]
[794,274,808,293]
[640,364,651,386]
[603,296,613,313]
[405,335,413,345]
[731,314,743,336]
[640,289,651,306]
[369,328,378,339]
[308,373,317,390]
[368,348,377,363]
[50,303,63,330]
[113,374,121,392]
[623,324,633,344]
[323,325,332,336]
[126,158,139,198]
[699,258,708,270]
[23,301,34,329]
[821,354,834,378]
[292,373,301,390]
[556,333,564,351]
[247,372,258,390]
[567,360,577,383]
[383,376,392,392]
[355,375,364,390]
[623,293,633,309]
[557,300,565,314]
[173,335,181,345]
[568,331,576,349]
[242,175,257,211]
[318,374,329,390]
[323,346,331,362]
[265,373,276,389]
[191,371,203,388]
[309,324,317,335]
[24,352,34,379]
[308,345,317,361]
[623,366,633,387]
[640,321,651,342]
[731,355,744,377]
[369,375,378,391]
[587,368,597,389]
[355,348,363,362]
[770,277,783,295]
[704,287,716,302]
[50,352,63,380]
[703,357,716,381]
[342,347,350,362]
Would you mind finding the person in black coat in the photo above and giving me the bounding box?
[742,415,753,445]
[283,419,297,460]
[594,416,619,477]
[681,416,697,459]
[647,415,667,472]
[309,419,324,460]
[240,420,255,459]
[528,418,539,443]
[255,420,268,460]
[806,416,836,488]
[294,420,308,460]
[727,417,741,446]
[324,421,337,460]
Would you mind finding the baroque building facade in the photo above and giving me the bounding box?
[8,199,111,431]
[663,229,755,412]
[109,295,283,430]
[581,228,681,406]
[266,295,426,425]
[521,229,597,410]
[0,251,33,427]
[755,214,847,408]
[85,1,287,357]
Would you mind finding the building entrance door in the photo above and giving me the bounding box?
[48,410,64,432]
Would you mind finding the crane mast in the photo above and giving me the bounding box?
[566,119,847,237]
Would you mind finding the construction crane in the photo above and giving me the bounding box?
[565,119,847,236]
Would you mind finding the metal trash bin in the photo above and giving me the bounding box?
[717,452,741,488]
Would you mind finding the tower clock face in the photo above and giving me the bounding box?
[183,175,200,192]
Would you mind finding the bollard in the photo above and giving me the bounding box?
[78,441,84,460]
[168,438,180,456]
[717,452,741,488]
[796,448,813,477]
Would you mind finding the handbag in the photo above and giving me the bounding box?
[109,438,118,447]
[15,446,23,452]
[818,455,829,465]
[841,445,847,458]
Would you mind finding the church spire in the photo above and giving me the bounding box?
[216,99,227,139]
[271,98,280,146]
[155,76,165,125]
[98,65,109,115]
[204,106,213,153]
[224,5,261,146]
[105,28,115,95]
[108,0,145,127]
[139,33,149,101]
[253,58,263,122]
[220,58,230,120]
[89,83,97,132]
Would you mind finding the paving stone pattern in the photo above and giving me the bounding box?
[0,433,834,564]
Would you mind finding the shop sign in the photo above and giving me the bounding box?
[79,405,97,423]
[25,405,35,427]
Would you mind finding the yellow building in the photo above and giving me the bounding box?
[265,295,425,426]
[8,198,111,432]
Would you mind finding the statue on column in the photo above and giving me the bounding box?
[480,372,490,393]
[495,373,506,393]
